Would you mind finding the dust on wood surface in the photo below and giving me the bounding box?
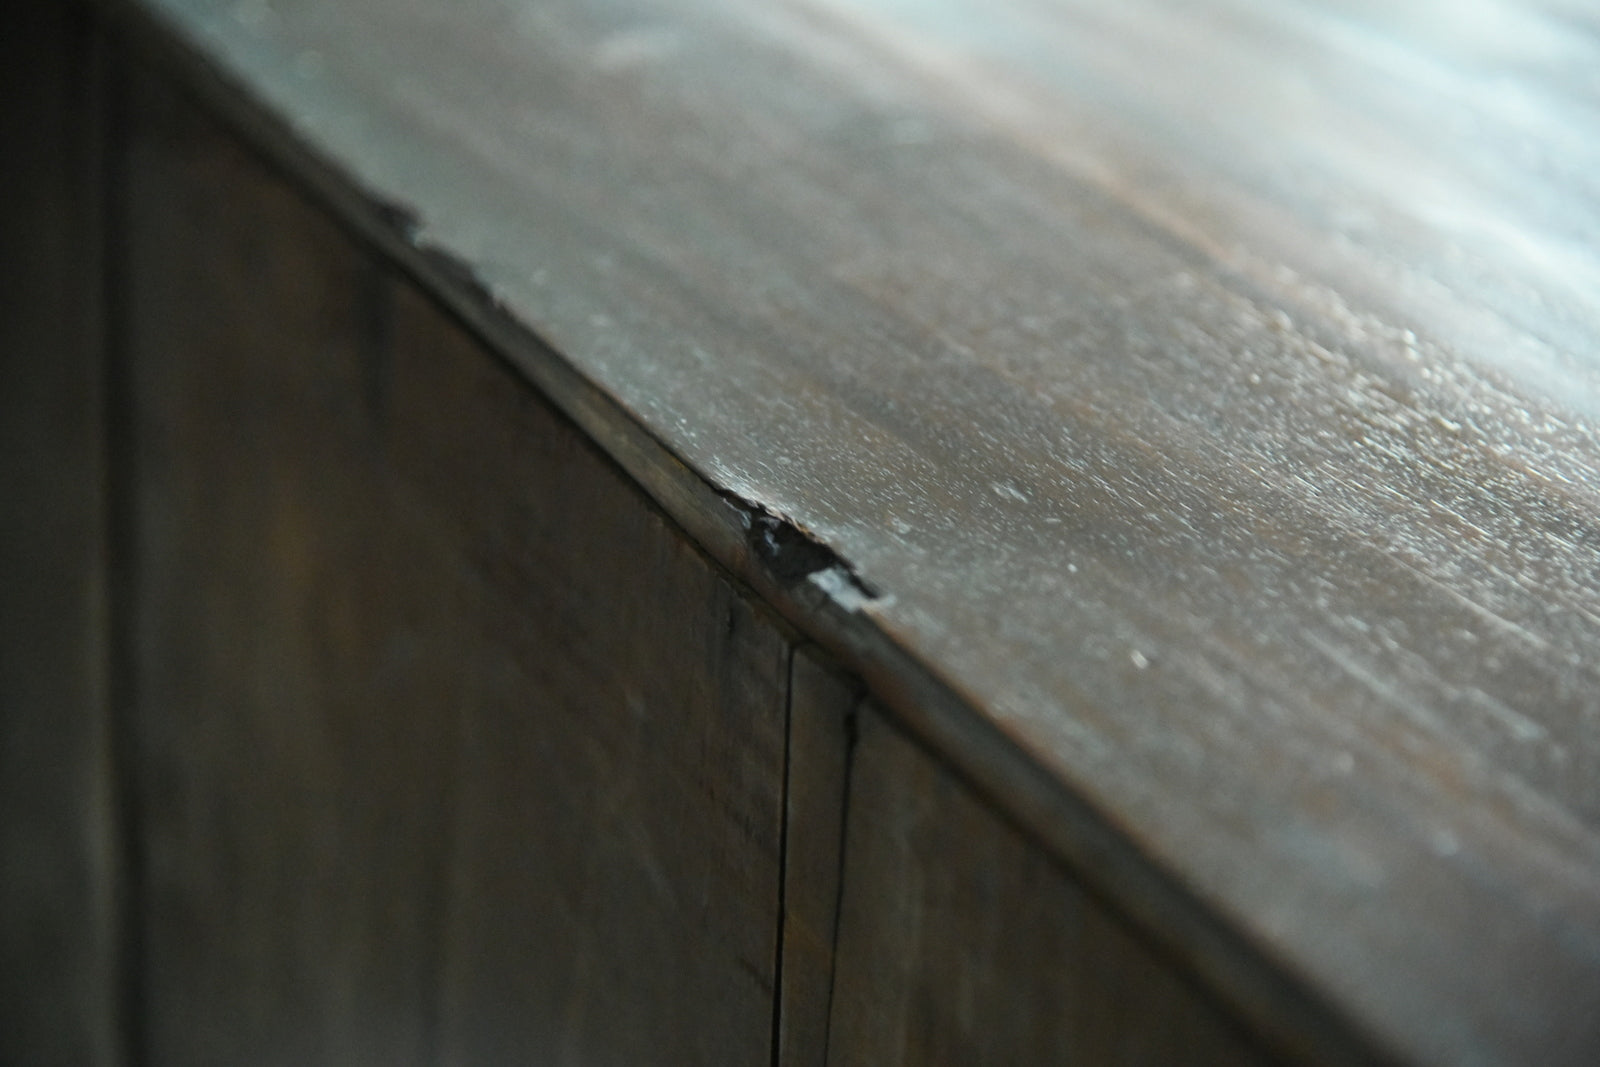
[120,1,1600,1062]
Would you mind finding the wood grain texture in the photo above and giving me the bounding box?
[109,0,1600,1062]
[0,7,119,1066]
[385,282,791,1067]
[119,62,793,1065]
[777,649,859,1067]
[828,705,1279,1066]
[119,69,455,1066]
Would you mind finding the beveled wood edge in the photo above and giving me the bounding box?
[92,2,1408,1062]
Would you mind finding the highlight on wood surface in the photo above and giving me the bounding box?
[6,1,1600,1064]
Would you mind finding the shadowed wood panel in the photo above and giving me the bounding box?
[0,7,118,1066]
[110,2,1600,1060]
[119,69,456,1066]
[777,648,858,1067]
[826,706,1280,1067]
[384,282,790,1067]
[120,61,792,1065]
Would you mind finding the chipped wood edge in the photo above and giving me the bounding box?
[90,3,1408,1063]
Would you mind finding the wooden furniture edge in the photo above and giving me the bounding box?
[90,3,1410,1062]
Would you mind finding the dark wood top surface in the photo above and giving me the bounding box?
[121,1,1600,1062]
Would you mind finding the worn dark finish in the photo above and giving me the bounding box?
[118,69,453,1065]
[777,649,858,1067]
[0,8,119,1066]
[116,68,792,1065]
[385,283,792,1067]
[105,0,1600,1063]
[828,707,1279,1066]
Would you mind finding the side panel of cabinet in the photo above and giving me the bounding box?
[386,284,790,1067]
[825,707,1280,1066]
[118,66,788,1066]
[777,650,858,1067]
